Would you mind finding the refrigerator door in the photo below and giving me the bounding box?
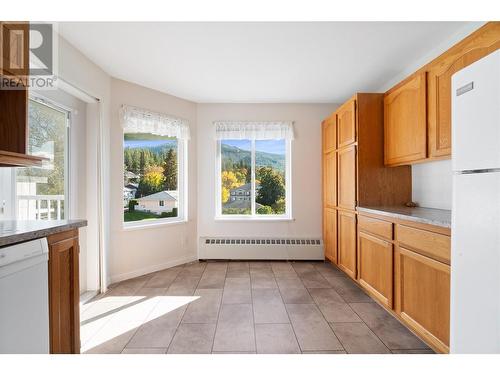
[451,171,500,353]
[452,49,500,172]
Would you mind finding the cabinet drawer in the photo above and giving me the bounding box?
[358,215,392,240]
[396,225,450,264]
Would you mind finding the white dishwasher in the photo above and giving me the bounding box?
[0,238,50,353]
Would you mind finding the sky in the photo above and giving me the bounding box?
[222,139,285,155]
[124,139,177,148]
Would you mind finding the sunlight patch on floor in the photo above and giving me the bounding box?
[81,295,199,352]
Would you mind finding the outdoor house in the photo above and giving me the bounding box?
[134,190,178,215]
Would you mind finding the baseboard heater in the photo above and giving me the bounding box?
[198,237,324,260]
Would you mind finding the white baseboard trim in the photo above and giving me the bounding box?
[108,254,198,284]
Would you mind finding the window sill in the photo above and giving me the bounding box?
[122,218,188,231]
[214,216,295,222]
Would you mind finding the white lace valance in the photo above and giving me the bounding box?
[120,105,190,140]
[214,121,294,140]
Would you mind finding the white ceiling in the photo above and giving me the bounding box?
[59,22,472,103]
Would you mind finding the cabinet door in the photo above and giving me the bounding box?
[337,145,356,210]
[323,115,336,153]
[337,210,357,279]
[323,151,337,208]
[0,22,29,77]
[384,72,427,166]
[337,99,356,148]
[398,247,450,353]
[48,230,80,354]
[427,40,500,158]
[323,208,337,263]
[357,231,393,308]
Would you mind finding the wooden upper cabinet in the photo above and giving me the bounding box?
[322,115,336,153]
[1,22,30,77]
[357,231,393,308]
[384,72,427,166]
[337,210,357,279]
[47,230,80,354]
[337,145,356,210]
[427,24,500,158]
[337,98,356,148]
[397,247,450,353]
[323,208,337,263]
[323,151,337,208]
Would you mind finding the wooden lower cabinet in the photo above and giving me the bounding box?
[47,229,81,354]
[323,208,337,263]
[397,246,450,353]
[337,212,452,353]
[337,210,357,279]
[357,231,393,308]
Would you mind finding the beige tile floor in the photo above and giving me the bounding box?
[80,260,434,354]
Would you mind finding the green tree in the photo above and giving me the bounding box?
[272,198,286,214]
[256,167,285,207]
[17,100,66,197]
[257,205,273,215]
[163,149,178,190]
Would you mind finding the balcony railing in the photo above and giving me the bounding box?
[17,195,65,220]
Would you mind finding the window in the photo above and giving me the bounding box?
[216,121,293,219]
[16,98,69,220]
[121,105,189,226]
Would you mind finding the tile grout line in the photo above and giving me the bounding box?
[250,267,258,354]
[319,262,394,353]
[165,262,208,354]
[120,270,179,354]
[275,264,307,353]
[300,263,347,353]
[85,277,153,353]
[210,263,228,354]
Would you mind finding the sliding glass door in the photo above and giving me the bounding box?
[16,98,70,220]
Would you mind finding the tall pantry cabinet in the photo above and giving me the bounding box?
[321,93,412,277]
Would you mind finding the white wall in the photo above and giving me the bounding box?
[412,159,452,210]
[108,78,198,283]
[376,22,485,211]
[196,103,334,244]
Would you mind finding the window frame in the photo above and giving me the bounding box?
[14,95,71,220]
[215,138,293,221]
[122,133,188,230]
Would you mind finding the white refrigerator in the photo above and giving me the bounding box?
[451,49,500,353]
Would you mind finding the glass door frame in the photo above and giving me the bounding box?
[13,94,72,220]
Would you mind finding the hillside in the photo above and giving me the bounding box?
[221,143,285,172]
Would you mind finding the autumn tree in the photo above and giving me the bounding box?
[221,170,240,203]
[137,166,165,197]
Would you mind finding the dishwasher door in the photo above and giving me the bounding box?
[0,239,50,354]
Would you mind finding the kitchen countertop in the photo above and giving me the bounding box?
[0,220,88,247]
[357,206,451,228]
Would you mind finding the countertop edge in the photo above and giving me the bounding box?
[0,220,88,248]
[357,207,451,229]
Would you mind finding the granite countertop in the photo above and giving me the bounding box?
[0,219,88,247]
[357,206,451,228]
